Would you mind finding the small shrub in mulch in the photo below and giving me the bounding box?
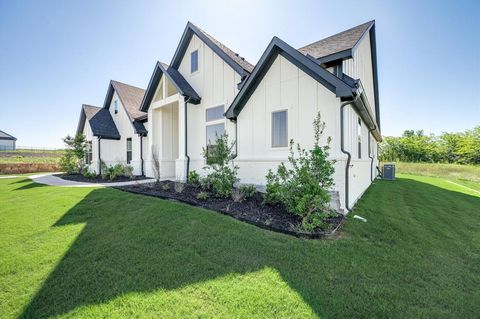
[56,174,148,184]
[115,181,344,239]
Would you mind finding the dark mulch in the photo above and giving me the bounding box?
[115,181,344,239]
[56,174,149,183]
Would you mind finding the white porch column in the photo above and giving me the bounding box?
[175,99,187,181]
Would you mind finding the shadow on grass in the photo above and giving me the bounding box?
[10,178,48,190]
[19,177,480,318]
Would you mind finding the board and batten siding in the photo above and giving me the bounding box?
[176,34,242,174]
[343,31,376,122]
[235,54,377,210]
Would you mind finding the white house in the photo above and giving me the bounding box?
[77,80,148,176]
[77,21,381,211]
[0,130,17,150]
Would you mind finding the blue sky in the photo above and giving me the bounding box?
[0,0,479,147]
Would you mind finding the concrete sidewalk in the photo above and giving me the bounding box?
[28,173,156,187]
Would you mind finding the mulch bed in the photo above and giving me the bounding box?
[115,181,345,239]
[56,174,149,183]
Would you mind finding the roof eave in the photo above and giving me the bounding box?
[226,37,356,119]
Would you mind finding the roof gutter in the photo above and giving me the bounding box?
[351,81,382,142]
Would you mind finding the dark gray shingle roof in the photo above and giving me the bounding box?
[80,104,120,139]
[139,61,201,112]
[298,21,374,60]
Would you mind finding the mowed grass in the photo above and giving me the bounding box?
[393,161,480,182]
[0,176,479,318]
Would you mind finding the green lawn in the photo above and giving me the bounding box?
[393,161,480,182]
[0,175,479,318]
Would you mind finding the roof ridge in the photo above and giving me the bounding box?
[189,22,254,72]
[110,80,146,92]
[298,20,374,50]
[82,104,101,109]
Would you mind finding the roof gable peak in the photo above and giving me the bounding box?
[170,22,254,76]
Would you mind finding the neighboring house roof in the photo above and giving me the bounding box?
[139,61,201,112]
[0,130,17,141]
[225,36,382,141]
[298,20,374,64]
[103,80,148,134]
[170,22,254,77]
[77,104,121,140]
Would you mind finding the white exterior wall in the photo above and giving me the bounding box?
[236,55,377,211]
[178,34,241,176]
[342,31,380,206]
[83,93,146,176]
[83,120,99,173]
[144,34,242,180]
[343,32,376,121]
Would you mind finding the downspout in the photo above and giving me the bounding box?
[368,125,377,181]
[140,134,144,176]
[340,100,354,212]
[184,97,191,182]
[231,119,238,159]
[97,136,102,176]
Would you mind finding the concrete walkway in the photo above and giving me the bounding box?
[27,173,156,187]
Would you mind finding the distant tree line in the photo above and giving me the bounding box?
[379,126,480,165]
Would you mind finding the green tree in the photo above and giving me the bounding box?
[59,134,87,174]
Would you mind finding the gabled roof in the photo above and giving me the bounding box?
[139,61,201,112]
[225,36,357,120]
[170,22,254,77]
[225,36,382,141]
[298,20,374,64]
[77,104,121,140]
[103,80,148,134]
[0,129,17,141]
[299,20,381,130]
[104,80,146,120]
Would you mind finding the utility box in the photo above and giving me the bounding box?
[382,164,396,180]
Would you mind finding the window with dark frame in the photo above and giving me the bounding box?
[85,141,92,164]
[114,100,118,114]
[126,138,132,164]
[191,50,198,73]
[272,110,288,148]
[358,118,362,159]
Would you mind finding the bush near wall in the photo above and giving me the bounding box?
[0,163,60,174]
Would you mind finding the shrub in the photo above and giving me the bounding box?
[82,170,96,178]
[161,183,170,191]
[59,133,87,174]
[107,164,124,181]
[231,188,244,202]
[196,191,208,200]
[239,184,256,199]
[151,145,161,182]
[123,165,134,178]
[100,163,126,181]
[59,152,78,174]
[188,170,201,187]
[201,134,238,197]
[264,112,335,231]
[174,182,185,193]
